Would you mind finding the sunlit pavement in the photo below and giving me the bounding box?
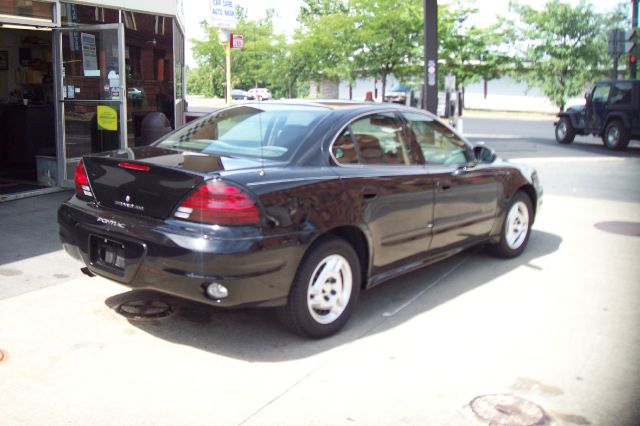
[1,119,639,425]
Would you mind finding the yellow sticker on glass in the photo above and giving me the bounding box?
[97,105,118,131]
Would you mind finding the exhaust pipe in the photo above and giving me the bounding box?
[81,267,95,278]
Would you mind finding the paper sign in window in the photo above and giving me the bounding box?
[97,105,118,131]
[81,32,99,77]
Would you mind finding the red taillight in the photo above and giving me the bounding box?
[174,180,260,225]
[74,160,93,198]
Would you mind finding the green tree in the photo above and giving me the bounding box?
[438,1,513,89]
[298,0,348,23]
[350,0,423,98]
[288,0,358,94]
[291,13,356,84]
[189,7,289,98]
[506,0,614,111]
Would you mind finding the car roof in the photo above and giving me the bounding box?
[243,98,418,111]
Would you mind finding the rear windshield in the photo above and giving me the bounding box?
[157,105,329,160]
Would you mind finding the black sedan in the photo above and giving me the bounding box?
[59,101,542,338]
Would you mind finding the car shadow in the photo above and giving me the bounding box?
[104,229,562,362]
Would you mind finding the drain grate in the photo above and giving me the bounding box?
[470,394,547,426]
[594,221,640,237]
[0,349,7,364]
[115,299,174,320]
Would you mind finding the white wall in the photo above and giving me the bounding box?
[464,76,585,113]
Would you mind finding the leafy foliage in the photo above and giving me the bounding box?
[349,0,423,98]
[438,1,513,88]
[506,0,621,111]
[187,0,627,109]
[189,7,289,98]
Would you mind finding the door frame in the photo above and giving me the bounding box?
[53,23,126,188]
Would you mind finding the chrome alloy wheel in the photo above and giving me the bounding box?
[307,254,353,324]
[505,201,530,250]
[606,126,620,146]
[556,121,567,139]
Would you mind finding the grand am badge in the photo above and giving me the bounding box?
[115,195,144,212]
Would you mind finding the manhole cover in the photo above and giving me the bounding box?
[594,221,640,237]
[0,349,7,363]
[115,299,174,320]
[470,394,546,426]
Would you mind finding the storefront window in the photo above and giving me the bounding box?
[124,12,174,146]
[0,0,55,23]
[59,3,118,26]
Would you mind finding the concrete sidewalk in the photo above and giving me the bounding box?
[1,191,639,425]
[0,190,83,300]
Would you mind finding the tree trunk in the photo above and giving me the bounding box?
[381,65,390,101]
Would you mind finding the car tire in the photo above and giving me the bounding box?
[277,237,361,338]
[555,117,575,144]
[603,121,630,151]
[489,191,533,259]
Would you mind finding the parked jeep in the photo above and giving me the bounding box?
[555,80,640,150]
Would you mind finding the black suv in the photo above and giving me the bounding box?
[555,80,640,150]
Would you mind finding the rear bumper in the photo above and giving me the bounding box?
[58,197,311,308]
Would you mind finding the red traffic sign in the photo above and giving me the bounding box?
[230,33,244,49]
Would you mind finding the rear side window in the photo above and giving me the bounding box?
[402,112,469,165]
[609,82,633,106]
[331,113,419,166]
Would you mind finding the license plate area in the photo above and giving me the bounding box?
[90,236,127,275]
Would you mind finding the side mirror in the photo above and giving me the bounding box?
[584,93,591,102]
[473,145,497,163]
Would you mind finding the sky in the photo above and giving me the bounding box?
[182,0,624,67]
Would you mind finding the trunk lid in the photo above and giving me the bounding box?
[82,146,268,219]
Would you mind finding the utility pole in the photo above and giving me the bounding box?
[423,0,438,114]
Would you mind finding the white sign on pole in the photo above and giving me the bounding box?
[211,0,236,29]
[444,73,456,92]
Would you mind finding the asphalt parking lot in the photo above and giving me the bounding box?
[1,117,639,425]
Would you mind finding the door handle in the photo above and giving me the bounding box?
[452,166,469,176]
[437,181,452,191]
[361,187,378,200]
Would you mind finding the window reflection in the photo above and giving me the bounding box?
[124,12,175,146]
[0,0,54,22]
[60,3,118,25]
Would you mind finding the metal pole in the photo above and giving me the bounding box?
[225,43,232,105]
[632,0,638,79]
[423,0,438,114]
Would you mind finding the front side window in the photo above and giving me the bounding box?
[332,112,419,166]
[157,105,328,160]
[403,112,469,165]
[591,84,611,103]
